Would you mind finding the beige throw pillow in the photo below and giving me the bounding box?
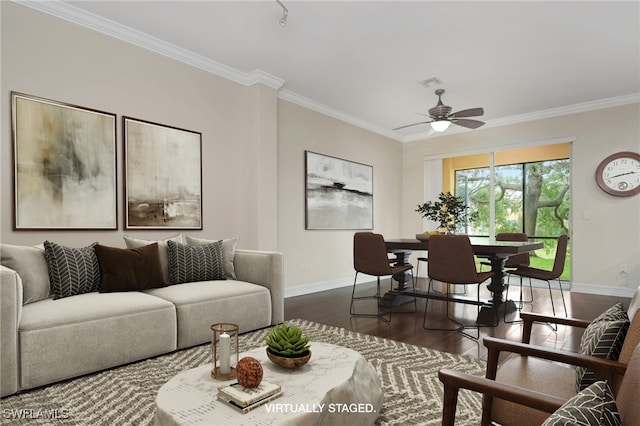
[0,243,51,304]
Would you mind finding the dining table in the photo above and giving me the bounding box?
[384,237,544,325]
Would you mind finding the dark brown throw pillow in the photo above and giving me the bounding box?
[95,243,167,292]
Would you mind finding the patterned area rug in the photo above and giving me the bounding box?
[1,319,485,425]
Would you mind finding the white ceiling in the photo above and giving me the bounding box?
[25,1,640,142]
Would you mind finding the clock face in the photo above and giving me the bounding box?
[595,151,640,196]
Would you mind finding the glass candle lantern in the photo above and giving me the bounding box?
[211,323,239,380]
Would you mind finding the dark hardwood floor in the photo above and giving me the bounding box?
[285,277,631,361]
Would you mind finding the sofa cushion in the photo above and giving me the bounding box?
[43,241,101,300]
[576,315,629,391]
[123,234,183,282]
[167,240,225,284]
[95,243,167,292]
[145,280,271,348]
[0,244,50,304]
[186,235,238,279]
[18,291,176,390]
[542,381,621,426]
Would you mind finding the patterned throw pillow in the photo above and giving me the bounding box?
[576,313,629,391]
[591,303,628,323]
[185,235,238,280]
[542,381,621,426]
[43,241,101,300]
[167,240,225,285]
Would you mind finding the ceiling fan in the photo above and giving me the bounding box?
[394,89,485,133]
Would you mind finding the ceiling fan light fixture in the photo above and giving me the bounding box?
[431,120,450,132]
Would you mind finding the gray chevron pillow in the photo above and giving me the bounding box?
[167,240,225,285]
[43,241,101,299]
[576,311,629,391]
[542,381,621,426]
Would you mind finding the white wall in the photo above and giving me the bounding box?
[1,2,277,251]
[402,104,640,297]
[277,100,403,295]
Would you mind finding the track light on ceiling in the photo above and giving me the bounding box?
[276,0,288,26]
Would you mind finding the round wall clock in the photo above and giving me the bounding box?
[595,151,640,196]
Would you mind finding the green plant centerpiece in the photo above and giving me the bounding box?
[265,324,311,368]
[416,191,478,234]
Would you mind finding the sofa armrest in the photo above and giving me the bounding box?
[1,265,23,396]
[233,250,284,325]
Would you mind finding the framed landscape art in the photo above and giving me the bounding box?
[11,92,117,229]
[124,117,202,229]
[305,151,373,230]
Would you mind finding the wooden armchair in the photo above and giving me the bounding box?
[439,342,640,425]
[438,300,640,426]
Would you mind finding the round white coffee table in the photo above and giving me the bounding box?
[154,342,383,425]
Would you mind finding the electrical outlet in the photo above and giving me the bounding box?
[620,264,628,274]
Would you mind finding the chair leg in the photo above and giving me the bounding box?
[423,280,480,340]
[350,273,390,323]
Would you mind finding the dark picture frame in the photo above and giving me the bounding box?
[305,151,373,230]
[123,117,202,229]
[11,92,117,230]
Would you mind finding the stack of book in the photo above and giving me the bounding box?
[217,380,283,414]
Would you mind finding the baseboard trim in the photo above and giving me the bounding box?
[285,279,636,299]
[284,276,369,298]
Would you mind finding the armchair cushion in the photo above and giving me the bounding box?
[542,381,621,426]
[576,312,629,391]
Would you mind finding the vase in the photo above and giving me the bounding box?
[266,348,311,369]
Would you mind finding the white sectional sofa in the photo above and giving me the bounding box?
[0,237,284,397]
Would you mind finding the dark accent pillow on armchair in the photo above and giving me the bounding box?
[95,243,167,292]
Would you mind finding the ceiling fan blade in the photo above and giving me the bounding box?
[451,118,485,129]
[449,107,484,118]
[393,121,432,131]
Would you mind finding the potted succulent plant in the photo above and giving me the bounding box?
[265,324,311,368]
[416,191,478,234]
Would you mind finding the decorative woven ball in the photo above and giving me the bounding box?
[236,357,263,388]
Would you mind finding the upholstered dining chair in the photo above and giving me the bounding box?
[508,234,569,320]
[350,232,416,323]
[424,235,495,339]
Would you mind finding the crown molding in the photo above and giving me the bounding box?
[402,93,640,143]
[14,0,285,90]
[15,0,639,143]
[278,89,403,141]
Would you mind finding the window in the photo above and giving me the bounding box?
[455,158,570,279]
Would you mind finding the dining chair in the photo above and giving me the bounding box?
[423,235,495,339]
[416,255,466,296]
[508,234,568,321]
[350,232,416,323]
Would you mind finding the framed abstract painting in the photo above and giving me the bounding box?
[11,92,117,229]
[124,117,202,229]
[305,151,373,230]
